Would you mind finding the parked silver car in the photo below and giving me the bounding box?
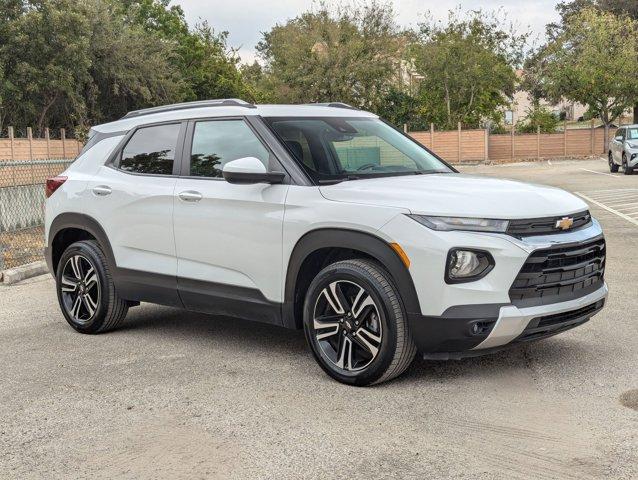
[609,125,638,174]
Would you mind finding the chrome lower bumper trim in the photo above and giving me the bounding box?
[472,283,608,350]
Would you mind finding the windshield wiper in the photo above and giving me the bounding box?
[318,175,360,185]
[413,170,449,175]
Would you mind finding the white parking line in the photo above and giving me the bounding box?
[588,191,638,201]
[579,168,619,178]
[607,202,638,209]
[576,191,638,227]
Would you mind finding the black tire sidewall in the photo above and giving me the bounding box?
[303,262,400,386]
[56,241,110,334]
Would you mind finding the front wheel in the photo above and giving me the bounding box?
[56,240,129,334]
[609,153,619,173]
[303,259,416,386]
[623,154,634,175]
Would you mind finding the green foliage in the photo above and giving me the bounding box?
[411,9,527,129]
[516,105,560,133]
[255,1,402,110]
[375,87,428,130]
[0,0,249,134]
[539,7,638,145]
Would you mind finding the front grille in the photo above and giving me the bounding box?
[516,300,605,342]
[507,211,592,237]
[509,236,605,307]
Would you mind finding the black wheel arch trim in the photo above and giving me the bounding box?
[47,213,117,275]
[282,228,421,329]
[46,212,183,307]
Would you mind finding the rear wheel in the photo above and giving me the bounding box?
[623,153,634,175]
[303,259,416,386]
[56,240,128,333]
[609,152,619,172]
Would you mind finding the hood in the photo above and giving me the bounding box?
[319,174,588,219]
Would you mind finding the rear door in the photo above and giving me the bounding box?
[172,117,289,323]
[84,121,186,306]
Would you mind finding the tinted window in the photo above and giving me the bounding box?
[120,123,181,175]
[190,120,270,177]
[265,117,450,182]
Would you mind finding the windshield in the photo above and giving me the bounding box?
[627,128,638,140]
[264,117,452,183]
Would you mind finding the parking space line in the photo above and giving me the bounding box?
[588,191,638,201]
[578,168,619,178]
[576,192,638,227]
[607,202,638,209]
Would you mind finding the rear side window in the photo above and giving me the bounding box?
[190,120,270,177]
[119,123,181,175]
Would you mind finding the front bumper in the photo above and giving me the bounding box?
[380,215,607,356]
[474,282,607,349]
[408,284,607,357]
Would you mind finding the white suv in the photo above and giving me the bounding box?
[44,99,608,385]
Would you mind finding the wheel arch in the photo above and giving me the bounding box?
[283,228,421,329]
[47,213,116,275]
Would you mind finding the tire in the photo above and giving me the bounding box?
[623,154,634,175]
[303,259,416,386]
[56,240,128,334]
[609,153,619,173]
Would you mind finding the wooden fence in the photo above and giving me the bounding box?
[0,127,82,161]
[408,122,614,164]
[0,123,613,165]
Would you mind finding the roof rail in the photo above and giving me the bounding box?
[122,98,256,119]
[306,102,359,110]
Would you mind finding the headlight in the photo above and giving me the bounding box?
[446,249,494,283]
[408,215,509,233]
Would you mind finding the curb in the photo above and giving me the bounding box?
[0,261,49,285]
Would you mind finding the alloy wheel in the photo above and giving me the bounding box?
[312,280,383,372]
[60,255,100,324]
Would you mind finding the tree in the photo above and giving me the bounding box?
[118,0,249,101]
[516,105,560,133]
[83,0,183,125]
[375,87,426,130]
[0,0,93,135]
[541,8,638,149]
[410,9,527,129]
[0,0,250,134]
[554,0,638,121]
[256,1,402,110]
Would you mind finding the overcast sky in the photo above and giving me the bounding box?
[177,0,561,64]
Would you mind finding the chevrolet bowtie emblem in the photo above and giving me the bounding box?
[555,217,574,230]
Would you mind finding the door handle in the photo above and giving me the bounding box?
[92,185,112,196]
[178,190,203,202]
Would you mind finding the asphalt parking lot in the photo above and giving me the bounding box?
[1,158,637,480]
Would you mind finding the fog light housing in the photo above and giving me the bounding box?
[445,249,494,284]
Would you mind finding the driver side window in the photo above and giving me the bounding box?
[189,120,270,178]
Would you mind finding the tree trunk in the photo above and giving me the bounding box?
[37,92,58,137]
[601,108,611,154]
[634,103,638,124]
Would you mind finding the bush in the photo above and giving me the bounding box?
[516,105,560,133]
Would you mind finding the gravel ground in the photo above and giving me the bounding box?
[0,158,636,479]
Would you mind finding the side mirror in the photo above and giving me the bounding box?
[222,157,286,185]
[615,136,624,141]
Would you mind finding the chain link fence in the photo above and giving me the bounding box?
[0,159,74,270]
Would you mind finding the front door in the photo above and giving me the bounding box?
[613,128,625,163]
[173,118,289,324]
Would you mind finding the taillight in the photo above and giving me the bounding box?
[45,176,67,198]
